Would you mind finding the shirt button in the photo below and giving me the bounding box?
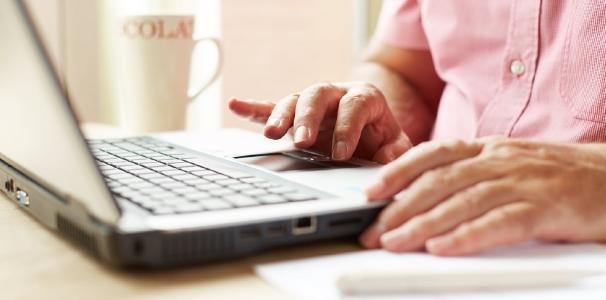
[510,60,526,76]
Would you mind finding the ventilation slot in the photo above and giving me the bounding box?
[161,230,235,265]
[56,215,99,257]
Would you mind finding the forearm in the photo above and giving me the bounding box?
[351,62,436,144]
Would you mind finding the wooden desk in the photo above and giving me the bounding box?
[0,193,362,299]
[0,124,363,300]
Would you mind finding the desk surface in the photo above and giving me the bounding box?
[0,194,363,300]
[0,124,363,300]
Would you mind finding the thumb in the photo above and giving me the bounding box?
[372,133,413,164]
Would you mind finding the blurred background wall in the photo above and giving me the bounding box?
[24,0,383,133]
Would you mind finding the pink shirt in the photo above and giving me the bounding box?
[376,0,606,142]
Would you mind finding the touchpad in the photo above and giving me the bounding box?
[235,150,360,172]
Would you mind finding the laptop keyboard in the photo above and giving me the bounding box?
[88,137,319,215]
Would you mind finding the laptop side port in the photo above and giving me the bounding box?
[266,223,288,238]
[15,188,30,207]
[4,179,15,193]
[291,216,317,235]
[239,227,262,241]
[328,216,363,228]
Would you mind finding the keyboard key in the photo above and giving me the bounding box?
[241,177,267,184]
[191,170,216,177]
[149,191,180,199]
[254,181,281,189]
[224,194,259,207]
[242,189,268,196]
[159,159,182,164]
[152,166,175,172]
[121,165,146,171]
[171,162,194,168]
[173,186,199,194]
[182,178,210,185]
[208,189,236,197]
[119,177,146,184]
[159,181,188,189]
[181,166,206,172]
[267,186,297,194]
[199,199,232,210]
[101,169,124,176]
[230,183,255,191]
[175,204,204,213]
[112,189,135,196]
[215,179,241,186]
[196,183,222,190]
[285,193,316,201]
[128,195,157,205]
[140,162,164,168]
[129,168,155,175]
[203,174,229,181]
[162,196,192,206]
[138,186,166,194]
[173,174,198,181]
[151,206,176,215]
[148,177,175,184]
[129,181,155,189]
[107,181,122,188]
[185,191,212,201]
[107,172,133,180]
[187,159,253,179]
[258,194,288,204]
[162,170,187,176]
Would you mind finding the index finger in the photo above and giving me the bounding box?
[228,97,275,123]
[365,140,484,200]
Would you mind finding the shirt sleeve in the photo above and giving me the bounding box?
[373,0,429,50]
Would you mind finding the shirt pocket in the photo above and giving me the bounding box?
[560,2,606,124]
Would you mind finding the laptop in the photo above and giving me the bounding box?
[0,0,384,267]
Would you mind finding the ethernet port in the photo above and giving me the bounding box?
[291,216,317,235]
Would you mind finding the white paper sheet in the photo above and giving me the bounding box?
[255,243,606,300]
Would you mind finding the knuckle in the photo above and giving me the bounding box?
[486,143,520,159]
[410,215,435,234]
[471,181,502,198]
[431,143,455,157]
[306,82,335,96]
[407,221,429,239]
[418,169,443,186]
[512,208,538,236]
[362,83,385,98]
[340,94,369,108]
[456,222,478,240]
[379,203,409,230]
[419,166,456,188]
[333,124,358,139]
[461,193,482,214]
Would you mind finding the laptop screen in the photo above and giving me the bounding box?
[0,0,119,224]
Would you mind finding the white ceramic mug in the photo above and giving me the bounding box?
[116,15,222,133]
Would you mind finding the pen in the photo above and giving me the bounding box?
[336,267,602,294]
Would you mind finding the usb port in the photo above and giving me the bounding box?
[239,227,262,241]
[266,224,288,238]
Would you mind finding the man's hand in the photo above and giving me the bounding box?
[228,82,412,163]
[360,137,606,255]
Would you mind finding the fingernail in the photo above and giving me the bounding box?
[381,227,412,248]
[294,126,309,144]
[426,236,451,254]
[365,180,387,200]
[267,118,282,128]
[359,223,386,248]
[332,141,348,160]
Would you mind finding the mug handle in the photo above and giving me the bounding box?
[188,37,223,101]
